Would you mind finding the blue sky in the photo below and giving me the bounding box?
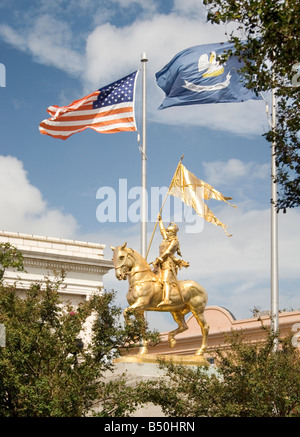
[0,0,299,332]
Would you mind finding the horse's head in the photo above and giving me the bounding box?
[111,242,135,280]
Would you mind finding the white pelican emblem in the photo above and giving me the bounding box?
[183,51,231,93]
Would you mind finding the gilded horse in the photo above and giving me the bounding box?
[111,242,209,356]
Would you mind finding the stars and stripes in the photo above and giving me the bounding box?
[39,71,138,140]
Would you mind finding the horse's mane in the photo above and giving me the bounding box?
[130,247,151,269]
[129,247,159,278]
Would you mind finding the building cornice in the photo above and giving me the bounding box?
[23,256,113,275]
[0,230,114,274]
[0,230,106,250]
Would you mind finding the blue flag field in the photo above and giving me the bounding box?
[156,42,262,109]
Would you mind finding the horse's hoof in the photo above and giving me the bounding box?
[139,346,148,356]
[169,338,176,348]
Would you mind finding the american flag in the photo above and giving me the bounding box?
[39,71,139,140]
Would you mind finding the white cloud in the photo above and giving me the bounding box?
[84,14,230,88]
[112,0,158,14]
[172,0,208,19]
[151,99,267,136]
[0,24,27,49]
[0,155,79,238]
[203,158,270,186]
[0,15,83,77]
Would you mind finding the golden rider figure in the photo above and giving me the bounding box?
[153,215,189,307]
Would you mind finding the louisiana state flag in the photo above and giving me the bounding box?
[155,42,262,109]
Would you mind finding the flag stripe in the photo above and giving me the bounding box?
[45,105,133,122]
[39,71,139,140]
[47,100,131,118]
[47,91,100,115]
[40,108,134,127]
[39,120,135,135]
[39,123,136,139]
[39,114,135,132]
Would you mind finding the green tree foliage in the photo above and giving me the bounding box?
[0,245,158,417]
[203,0,300,210]
[0,243,24,280]
[137,329,300,417]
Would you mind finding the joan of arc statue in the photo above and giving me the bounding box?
[153,215,189,307]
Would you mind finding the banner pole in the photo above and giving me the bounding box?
[145,154,184,260]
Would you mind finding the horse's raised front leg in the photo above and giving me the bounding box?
[168,310,189,349]
[123,299,148,356]
[123,298,144,325]
[135,310,148,356]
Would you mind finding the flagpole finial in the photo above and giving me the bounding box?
[141,53,148,62]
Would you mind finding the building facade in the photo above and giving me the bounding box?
[0,230,113,305]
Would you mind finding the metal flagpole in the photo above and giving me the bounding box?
[271,86,279,350]
[139,53,148,343]
[140,53,148,258]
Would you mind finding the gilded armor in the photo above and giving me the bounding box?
[153,216,189,307]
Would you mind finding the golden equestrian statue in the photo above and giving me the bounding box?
[111,218,210,365]
[110,155,237,365]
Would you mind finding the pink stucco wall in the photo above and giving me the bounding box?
[125,306,300,358]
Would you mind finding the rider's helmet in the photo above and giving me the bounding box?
[166,222,179,237]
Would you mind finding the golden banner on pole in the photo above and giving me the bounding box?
[169,163,236,237]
